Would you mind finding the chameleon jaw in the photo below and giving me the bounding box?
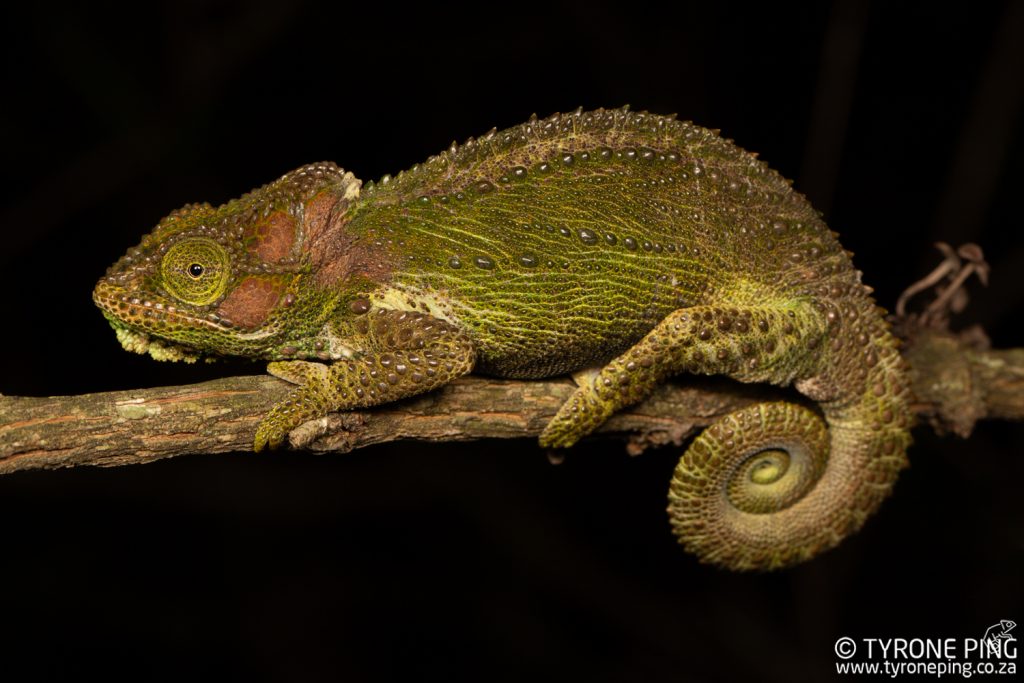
[93,281,211,363]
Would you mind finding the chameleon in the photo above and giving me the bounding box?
[93,106,913,570]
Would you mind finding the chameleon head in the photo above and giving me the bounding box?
[93,162,362,361]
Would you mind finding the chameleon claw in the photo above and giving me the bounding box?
[538,415,584,449]
[253,417,288,452]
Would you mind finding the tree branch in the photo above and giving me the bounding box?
[1,327,1021,475]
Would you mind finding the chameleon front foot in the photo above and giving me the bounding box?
[252,311,477,452]
[254,360,335,451]
[253,426,284,452]
[253,410,297,451]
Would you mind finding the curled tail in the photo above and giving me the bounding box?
[667,332,912,570]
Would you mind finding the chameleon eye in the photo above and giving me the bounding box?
[161,238,230,305]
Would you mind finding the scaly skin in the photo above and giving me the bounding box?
[94,107,912,570]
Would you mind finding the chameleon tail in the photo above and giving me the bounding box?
[667,342,912,570]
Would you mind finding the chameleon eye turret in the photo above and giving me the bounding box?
[160,238,231,306]
[97,108,912,570]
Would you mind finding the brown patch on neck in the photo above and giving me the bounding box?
[244,211,296,262]
[216,277,283,329]
[301,192,395,289]
[303,191,340,245]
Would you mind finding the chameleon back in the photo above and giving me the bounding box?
[343,108,852,380]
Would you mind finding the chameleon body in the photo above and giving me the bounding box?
[94,107,912,570]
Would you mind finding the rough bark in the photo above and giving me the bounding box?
[1,328,1021,475]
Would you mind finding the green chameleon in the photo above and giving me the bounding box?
[94,107,912,570]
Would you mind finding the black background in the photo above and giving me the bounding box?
[1,2,1022,681]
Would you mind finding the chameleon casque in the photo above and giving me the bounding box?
[94,107,913,570]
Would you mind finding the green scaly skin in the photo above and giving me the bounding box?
[94,107,912,570]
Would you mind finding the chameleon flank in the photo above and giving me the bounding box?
[94,107,912,570]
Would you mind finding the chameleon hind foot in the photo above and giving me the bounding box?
[539,303,827,448]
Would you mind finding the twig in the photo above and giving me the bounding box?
[1,328,1021,475]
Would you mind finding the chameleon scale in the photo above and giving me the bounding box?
[94,107,913,570]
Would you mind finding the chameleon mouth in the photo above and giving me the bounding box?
[92,280,220,362]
